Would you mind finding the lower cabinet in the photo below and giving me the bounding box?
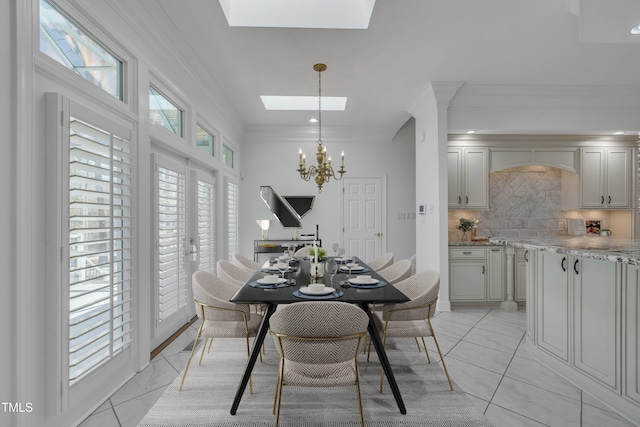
[515,248,528,302]
[527,249,638,422]
[535,251,570,362]
[573,257,620,390]
[624,265,640,405]
[449,246,504,303]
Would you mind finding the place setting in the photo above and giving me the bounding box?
[340,274,387,289]
[248,274,294,289]
[292,282,344,299]
[339,261,370,274]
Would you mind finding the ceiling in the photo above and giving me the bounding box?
[107,0,640,135]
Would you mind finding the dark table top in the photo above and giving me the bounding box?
[230,257,410,305]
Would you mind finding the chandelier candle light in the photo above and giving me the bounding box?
[297,63,346,193]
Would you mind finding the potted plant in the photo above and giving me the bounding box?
[308,247,327,261]
[456,218,477,242]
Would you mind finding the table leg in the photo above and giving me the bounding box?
[230,303,277,415]
[360,303,407,415]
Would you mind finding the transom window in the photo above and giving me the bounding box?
[39,0,123,99]
[149,85,183,137]
[223,144,234,168]
[196,124,215,157]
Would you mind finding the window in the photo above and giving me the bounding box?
[39,0,123,99]
[226,180,239,261]
[196,124,215,157]
[68,116,133,385]
[223,144,234,168]
[149,85,183,136]
[197,177,217,273]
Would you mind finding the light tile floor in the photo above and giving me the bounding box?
[79,308,639,427]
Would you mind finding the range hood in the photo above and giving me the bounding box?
[260,186,314,228]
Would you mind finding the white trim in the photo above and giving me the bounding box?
[16,0,35,425]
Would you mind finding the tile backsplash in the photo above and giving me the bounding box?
[448,166,613,241]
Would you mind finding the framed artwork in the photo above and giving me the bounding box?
[586,220,601,235]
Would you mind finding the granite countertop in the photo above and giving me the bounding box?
[449,240,501,246]
[489,236,640,265]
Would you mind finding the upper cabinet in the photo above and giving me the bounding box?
[580,147,633,209]
[448,147,488,209]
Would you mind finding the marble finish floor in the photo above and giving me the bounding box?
[79,308,638,427]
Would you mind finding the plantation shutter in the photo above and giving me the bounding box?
[68,117,133,385]
[157,165,187,323]
[197,177,216,273]
[226,180,239,261]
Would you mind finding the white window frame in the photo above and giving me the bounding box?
[225,176,239,261]
[34,0,135,114]
[44,93,137,416]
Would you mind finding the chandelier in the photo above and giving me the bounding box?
[297,63,346,193]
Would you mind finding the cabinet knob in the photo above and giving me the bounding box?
[462,251,472,255]
[561,256,566,272]
[524,250,529,262]
[458,196,461,205]
[482,265,485,274]
[601,196,605,204]
[608,196,612,204]
[574,259,579,275]
[465,196,469,204]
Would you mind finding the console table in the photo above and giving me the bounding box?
[253,239,321,262]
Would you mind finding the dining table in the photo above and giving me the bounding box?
[228,256,411,416]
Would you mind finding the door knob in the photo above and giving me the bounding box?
[374,232,383,237]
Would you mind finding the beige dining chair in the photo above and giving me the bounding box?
[179,271,263,392]
[217,259,252,288]
[367,252,394,271]
[232,252,262,274]
[270,301,369,427]
[373,270,453,392]
[377,259,412,284]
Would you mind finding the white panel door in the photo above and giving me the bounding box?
[580,148,605,208]
[606,148,631,208]
[152,154,191,348]
[343,177,384,263]
[573,257,620,390]
[536,252,570,362]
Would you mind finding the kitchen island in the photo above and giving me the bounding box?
[491,236,640,424]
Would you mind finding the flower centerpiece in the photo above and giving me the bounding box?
[456,218,478,241]
[308,247,327,262]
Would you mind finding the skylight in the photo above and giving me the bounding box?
[218,0,376,29]
[260,96,347,111]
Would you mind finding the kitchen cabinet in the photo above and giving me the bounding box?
[624,265,640,405]
[573,257,621,391]
[448,147,488,209]
[580,147,632,209]
[515,248,528,302]
[487,246,505,301]
[449,246,504,303]
[535,251,569,362]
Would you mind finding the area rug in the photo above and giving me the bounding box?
[138,337,493,426]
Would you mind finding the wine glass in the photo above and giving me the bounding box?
[277,262,288,280]
[332,243,340,257]
[326,259,338,287]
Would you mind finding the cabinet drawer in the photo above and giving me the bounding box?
[449,247,486,259]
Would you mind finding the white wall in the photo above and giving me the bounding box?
[239,123,416,263]
[2,1,16,426]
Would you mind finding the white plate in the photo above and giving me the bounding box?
[340,265,363,271]
[348,277,379,285]
[257,277,287,285]
[336,257,354,263]
[299,286,335,295]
